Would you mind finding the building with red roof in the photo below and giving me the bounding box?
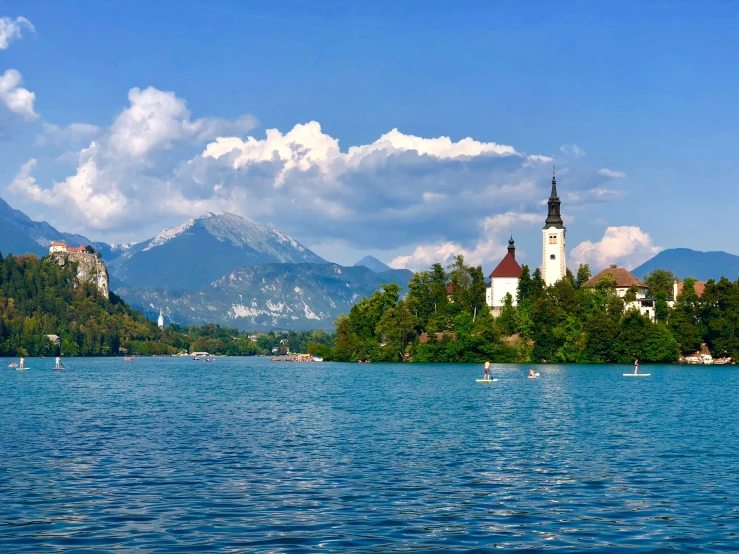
[486,236,522,315]
[49,241,67,254]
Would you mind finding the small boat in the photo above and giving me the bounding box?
[204,358,213,362]
[193,357,200,361]
[8,362,17,368]
[124,356,134,361]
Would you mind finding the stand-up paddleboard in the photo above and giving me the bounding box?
[16,367,29,371]
[527,373,540,379]
[476,378,498,383]
[623,373,651,377]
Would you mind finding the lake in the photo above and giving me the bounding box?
[1,357,738,552]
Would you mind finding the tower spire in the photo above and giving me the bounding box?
[507,235,515,260]
[551,165,558,199]
[544,168,564,229]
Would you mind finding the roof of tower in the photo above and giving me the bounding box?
[544,171,565,229]
[489,252,522,279]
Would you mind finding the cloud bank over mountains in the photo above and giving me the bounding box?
[0,14,648,270]
[7,83,635,269]
[571,226,662,271]
[1,11,642,274]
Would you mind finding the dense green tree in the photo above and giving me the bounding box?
[668,278,704,354]
[645,269,677,297]
[575,264,592,289]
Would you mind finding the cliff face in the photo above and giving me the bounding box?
[51,251,110,299]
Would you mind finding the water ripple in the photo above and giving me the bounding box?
[1,358,738,552]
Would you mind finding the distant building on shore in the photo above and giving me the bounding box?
[582,266,656,319]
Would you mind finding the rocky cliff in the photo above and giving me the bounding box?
[51,251,110,299]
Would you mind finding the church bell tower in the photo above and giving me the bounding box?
[542,170,566,286]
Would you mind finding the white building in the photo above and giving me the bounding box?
[49,241,67,254]
[486,237,522,316]
[542,172,566,286]
[582,267,656,319]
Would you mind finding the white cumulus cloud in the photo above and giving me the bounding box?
[570,226,661,271]
[391,211,541,271]
[0,69,37,120]
[0,16,33,50]
[7,86,626,247]
[108,86,256,160]
[390,239,508,271]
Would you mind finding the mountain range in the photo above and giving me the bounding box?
[117,263,413,331]
[107,212,326,290]
[0,197,411,330]
[0,197,93,257]
[354,255,392,273]
[632,248,739,282]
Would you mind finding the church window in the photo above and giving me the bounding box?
[549,235,557,244]
[550,254,555,260]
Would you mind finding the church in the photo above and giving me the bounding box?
[486,172,566,313]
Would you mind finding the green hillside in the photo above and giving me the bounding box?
[0,252,174,356]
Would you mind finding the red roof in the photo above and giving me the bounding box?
[51,241,67,247]
[489,253,522,279]
[67,246,86,253]
[583,267,646,289]
[676,281,706,298]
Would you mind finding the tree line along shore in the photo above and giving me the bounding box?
[2,251,737,364]
[327,256,738,364]
[0,253,332,357]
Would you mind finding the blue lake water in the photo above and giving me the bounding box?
[1,357,738,552]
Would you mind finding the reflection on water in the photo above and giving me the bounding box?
[1,358,738,552]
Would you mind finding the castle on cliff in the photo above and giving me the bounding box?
[49,241,110,300]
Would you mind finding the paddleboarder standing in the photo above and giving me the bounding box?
[634,358,639,375]
[484,360,491,381]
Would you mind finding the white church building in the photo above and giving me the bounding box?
[486,237,522,316]
[486,172,567,313]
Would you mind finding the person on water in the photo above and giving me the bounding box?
[19,357,25,370]
[634,358,639,375]
[55,356,62,369]
[529,368,535,378]
[484,360,491,381]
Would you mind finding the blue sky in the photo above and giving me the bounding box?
[1,2,738,272]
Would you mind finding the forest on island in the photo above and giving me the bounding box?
[329,255,739,364]
[0,253,333,357]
